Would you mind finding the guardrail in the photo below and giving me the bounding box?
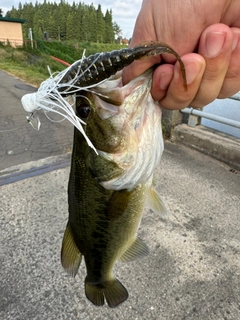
[161,95,240,139]
[181,107,240,129]
[181,95,240,129]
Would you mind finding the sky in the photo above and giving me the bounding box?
[0,0,142,38]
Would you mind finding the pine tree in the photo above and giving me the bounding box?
[88,4,97,42]
[113,21,122,39]
[21,3,35,38]
[5,1,118,44]
[96,4,105,43]
[66,11,75,40]
[81,6,90,42]
[104,9,114,43]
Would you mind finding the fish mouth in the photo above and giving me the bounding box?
[84,70,164,191]
[88,70,152,120]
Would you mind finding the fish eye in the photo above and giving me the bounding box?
[76,102,91,119]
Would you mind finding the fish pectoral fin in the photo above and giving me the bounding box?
[147,186,168,217]
[107,190,133,219]
[61,222,82,277]
[119,237,149,263]
[85,278,128,308]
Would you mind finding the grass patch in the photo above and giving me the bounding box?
[0,40,124,87]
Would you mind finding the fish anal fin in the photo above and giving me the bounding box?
[148,186,168,217]
[120,237,149,263]
[85,277,128,308]
[61,222,82,277]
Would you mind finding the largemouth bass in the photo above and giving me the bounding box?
[61,69,168,308]
[20,42,187,308]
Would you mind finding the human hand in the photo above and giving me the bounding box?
[122,0,240,109]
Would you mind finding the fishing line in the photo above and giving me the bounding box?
[21,60,109,154]
[0,122,28,133]
[21,49,116,154]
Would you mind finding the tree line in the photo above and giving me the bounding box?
[5,1,122,43]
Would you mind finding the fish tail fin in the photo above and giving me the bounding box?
[85,280,104,307]
[85,277,128,308]
[103,278,129,308]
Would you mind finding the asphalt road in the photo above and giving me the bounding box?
[1,142,240,320]
[0,70,73,171]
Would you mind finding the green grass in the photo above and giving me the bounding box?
[0,40,124,87]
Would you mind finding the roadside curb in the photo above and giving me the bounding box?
[1,124,239,184]
[171,124,240,171]
[0,153,71,186]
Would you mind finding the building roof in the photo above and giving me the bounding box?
[0,17,26,24]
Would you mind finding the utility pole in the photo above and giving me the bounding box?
[28,28,33,49]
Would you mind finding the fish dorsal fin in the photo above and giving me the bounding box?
[61,222,82,277]
[119,237,149,263]
[148,185,168,217]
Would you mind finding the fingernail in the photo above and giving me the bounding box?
[185,61,202,85]
[232,34,239,51]
[205,31,226,57]
[159,72,173,90]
